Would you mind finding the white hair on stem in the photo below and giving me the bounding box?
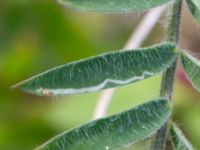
[93,5,167,120]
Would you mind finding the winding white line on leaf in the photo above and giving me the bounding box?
[38,71,154,95]
[93,5,167,120]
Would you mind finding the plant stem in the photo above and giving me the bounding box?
[151,0,183,149]
[160,0,182,99]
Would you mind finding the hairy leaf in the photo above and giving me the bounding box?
[36,99,171,150]
[13,43,177,96]
[186,0,200,24]
[170,123,193,150]
[181,51,200,91]
[59,0,172,13]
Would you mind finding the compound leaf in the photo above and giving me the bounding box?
[186,0,200,24]
[170,123,194,150]
[36,99,171,150]
[181,51,200,91]
[13,43,177,96]
[59,0,172,13]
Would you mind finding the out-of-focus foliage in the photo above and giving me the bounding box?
[181,51,200,92]
[186,0,200,24]
[170,123,193,150]
[59,0,172,13]
[0,0,200,150]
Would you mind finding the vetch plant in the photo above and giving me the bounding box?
[13,0,200,149]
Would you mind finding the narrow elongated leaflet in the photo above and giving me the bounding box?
[181,51,200,91]
[170,123,193,150]
[59,0,172,13]
[13,43,177,96]
[186,0,200,24]
[36,99,171,150]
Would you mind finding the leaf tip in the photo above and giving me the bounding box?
[11,81,22,90]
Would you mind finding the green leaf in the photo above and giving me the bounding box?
[36,99,171,150]
[181,51,200,91]
[59,0,172,13]
[170,123,193,150]
[13,43,177,96]
[186,0,200,24]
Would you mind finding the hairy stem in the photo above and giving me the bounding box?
[151,0,183,150]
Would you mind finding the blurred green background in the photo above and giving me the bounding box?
[0,1,200,150]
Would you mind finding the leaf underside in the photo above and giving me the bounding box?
[59,0,172,13]
[181,51,200,91]
[14,43,176,96]
[36,99,171,150]
[170,123,193,150]
[186,0,200,24]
